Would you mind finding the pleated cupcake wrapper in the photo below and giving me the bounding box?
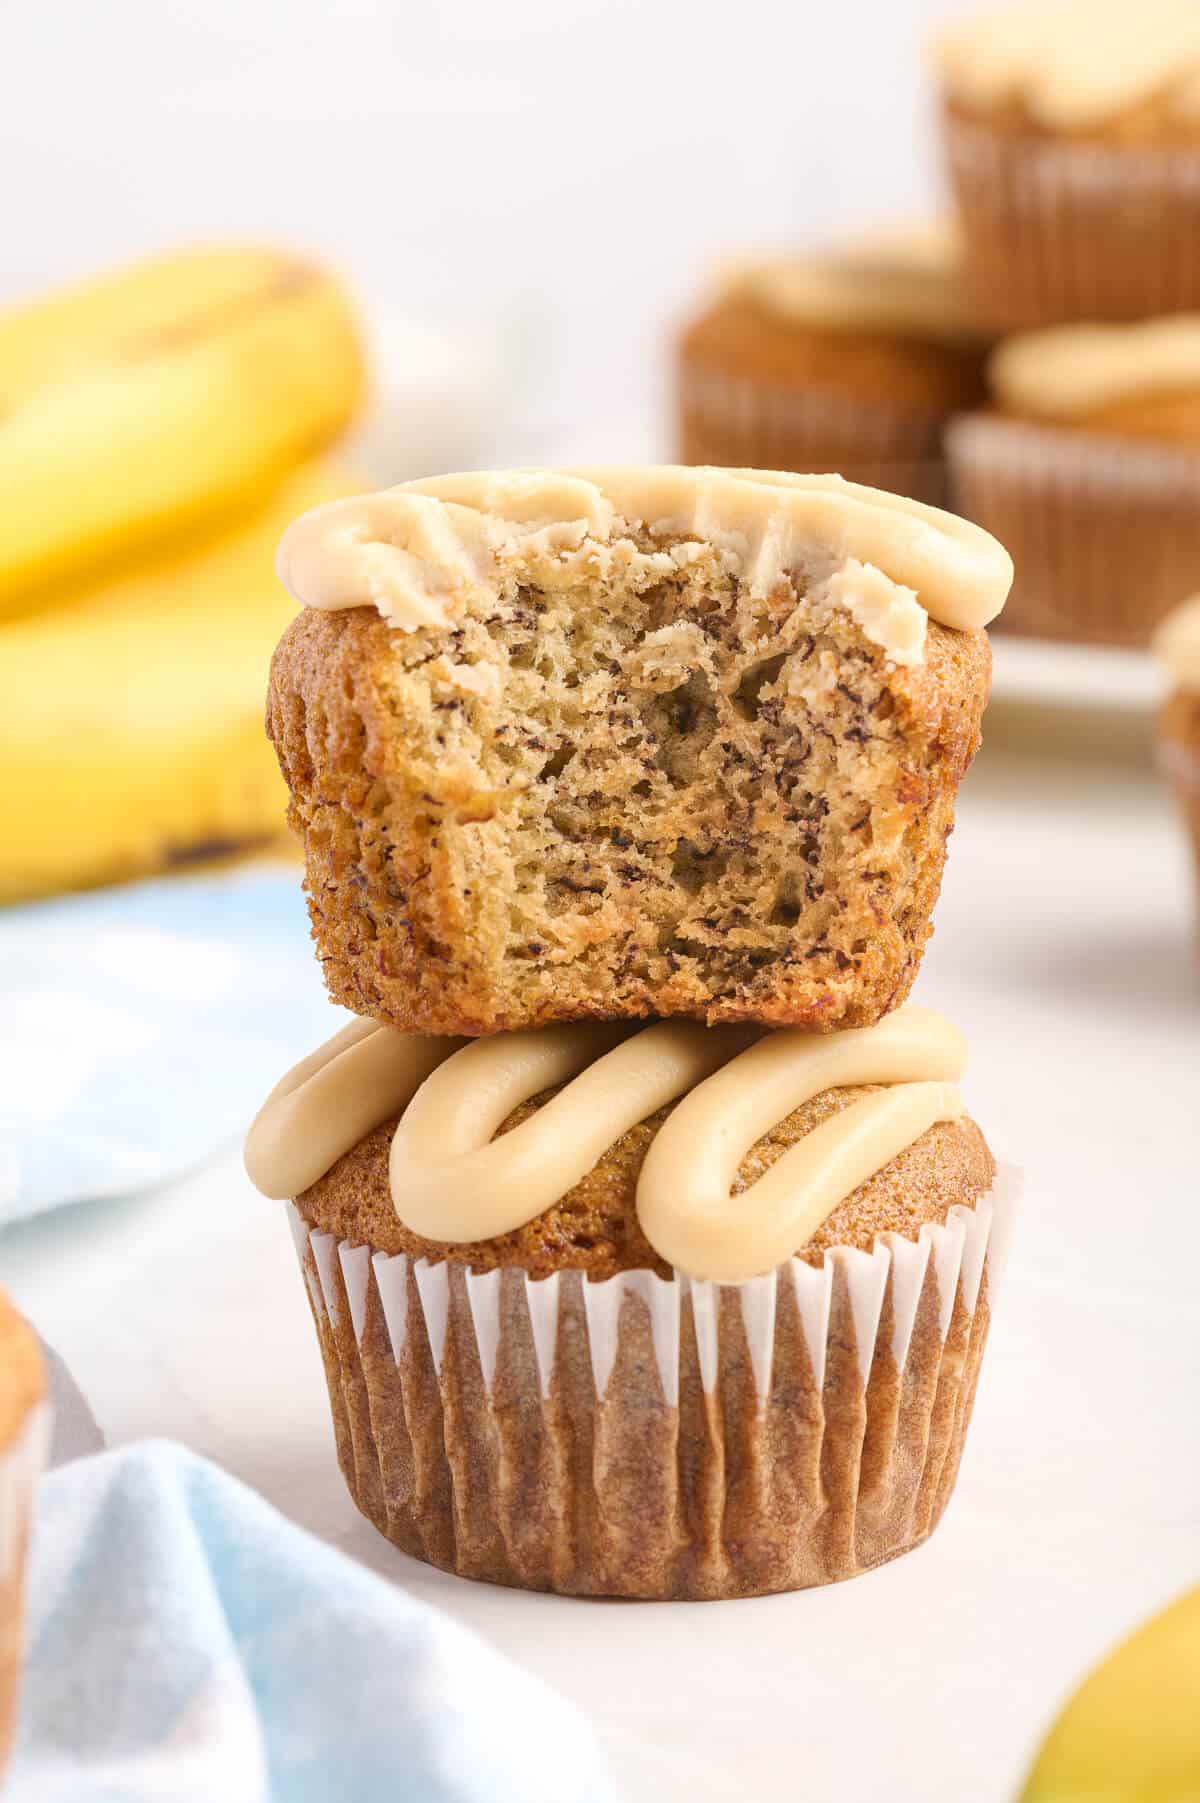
[1,1402,51,1772]
[677,362,951,507]
[289,1164,1020,1599]
[948,413,1200,648]
[943,110,1200,328]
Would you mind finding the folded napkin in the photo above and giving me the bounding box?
[0,867,343,1228]
[13,1441,616,1803]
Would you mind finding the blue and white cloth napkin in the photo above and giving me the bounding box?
[13,1441,616,1803]
[0,867,342,1228]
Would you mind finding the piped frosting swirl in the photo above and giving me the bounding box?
[724,220,983,346]
[275,467,1012,640]
[989,315,1200,419]
[245,1006,969,1285]
[933,0,1200,131]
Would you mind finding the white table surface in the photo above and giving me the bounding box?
[4,700,1198,1803]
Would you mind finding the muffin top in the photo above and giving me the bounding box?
[247,1007,995,1284]
[988,316,1200,441]
[275,466,1012,643]
[0,1289,45,1451]
[1154,595,1200,691]
[933,0,1200,139]
[708,222,985,349]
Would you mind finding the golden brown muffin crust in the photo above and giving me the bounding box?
[297,1081,996,1279]
[945,91,1200,148]
[680,294,988,413]
[268,540,991,1037]
[0,1293,44,1452]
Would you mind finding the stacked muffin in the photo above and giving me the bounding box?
[678,0,1200,649]
[247,467,1017,1600]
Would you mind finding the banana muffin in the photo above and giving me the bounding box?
[950,317,1200,645]
[934,0,1200,329]
[246,1006,1014,1600]
[268,467,1011,1035]
[1,1293,46,1778]
[678,224,990,507]
[1154,596,1200,899]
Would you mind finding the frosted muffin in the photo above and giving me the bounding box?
[0,1294,47,1776]
[268,467,1011,1036]
[949,318,1200,646]
[934,0,1200,328]
[246,1007,1014,1600]
[1154,597,1200,896]
[677,224,990,507]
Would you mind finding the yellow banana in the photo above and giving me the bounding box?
[1019,1585,1200,1801]
[0,245,364,618]
[0,461,363,900]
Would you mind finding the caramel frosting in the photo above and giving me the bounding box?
[275,467,1012,642]
[933,0,1200,130]
[1153,594,1200,690]
[246,1005,969,1285]
[725,220,983,346]
[244,1018,463,1199]
[989,316,1200,419]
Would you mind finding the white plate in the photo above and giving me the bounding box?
[989,633,1162,716]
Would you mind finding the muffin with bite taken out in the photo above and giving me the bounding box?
[268,467,1011,1036]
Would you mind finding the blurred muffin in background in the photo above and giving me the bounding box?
[0,244,366,901]
[677,223,990,507]
[934,0,1200,329]
[948,317,1200,646]
[1153,596,1200,902]
[0,1292,46,1779]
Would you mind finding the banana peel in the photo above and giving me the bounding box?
[0,244,364,618]
[1019,1585,1200,1801]
[0,461,362,901]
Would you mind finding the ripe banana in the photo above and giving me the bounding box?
[1019,1585,1200,1801]
[0,461,363,900]
[0,245,364,618]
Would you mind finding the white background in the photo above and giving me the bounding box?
[4,0,971,454]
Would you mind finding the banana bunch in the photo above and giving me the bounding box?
[0,245,366,899]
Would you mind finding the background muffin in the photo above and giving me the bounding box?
[934,0,1200,330]
[677,224,990,507]
[249,1010,1011,1601]
[0,1294,47,1779]
[949,317,1200,646]
[269,467,1009,1036]
[1154,596,1200,901]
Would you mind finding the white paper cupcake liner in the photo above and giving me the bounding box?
[949,412,1200,647]
[1,1401,51,1773]
[288,1165,1019,1600]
